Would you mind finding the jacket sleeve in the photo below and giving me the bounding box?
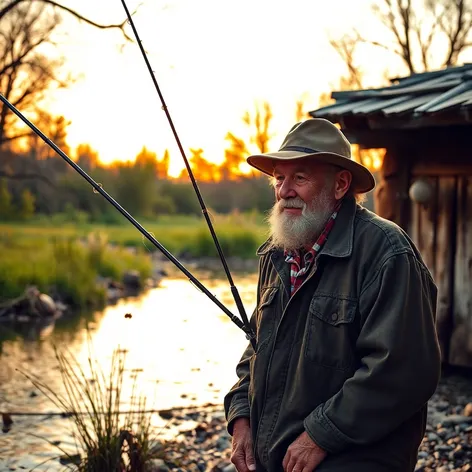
[223,311,256,436]
[304,251,441,453]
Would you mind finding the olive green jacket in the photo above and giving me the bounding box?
[224,197,441,472]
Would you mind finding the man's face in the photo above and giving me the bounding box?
[268,160,338,251]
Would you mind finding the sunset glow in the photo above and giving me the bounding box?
[39,0,400,177]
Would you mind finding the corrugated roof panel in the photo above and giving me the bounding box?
[309,64,472,121]
[376,77,462,97]
[313,98,375,117]
[415,83,472,113]
[351,95,412,114]
[382,93,440,115]
[390,64,472,86]
[425,89,472,112]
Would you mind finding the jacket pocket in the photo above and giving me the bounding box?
[255,286,279,353]
[304,295,357,370]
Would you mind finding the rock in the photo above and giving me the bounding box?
[148,458,170,472]
[34,293,56,316]
[435,401,450,412]
[159,409,174,420]
[122,270,142,289]
[2,413,13,433]
[59,454,81,465]
[463,402,472,417]
[434,444,452,453]
[221,464,236,472]
[441,415,472,427]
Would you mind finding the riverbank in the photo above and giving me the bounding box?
[153,371,472,471]
[0,232,155,309]
[0,216,266,310]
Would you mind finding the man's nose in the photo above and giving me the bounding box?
[278,179,297,199]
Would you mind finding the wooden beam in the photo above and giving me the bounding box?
[412,164,472,176]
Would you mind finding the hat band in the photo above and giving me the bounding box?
[280,145,320,153]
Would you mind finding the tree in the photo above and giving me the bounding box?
[222,133,249,180]
[318,35,367,108]
[113,148,159,217]
[187,148,219,181]
[331,0,472,79]
[157,149,170,179]
[0,0,130,147]
[27,111,71,160]
[76,143,100,172]
[0,0,133,185]
[222,101,275,180]
[242,101,273,154]
[329,35,365,90]
[0,179,13,219]
[18,187,35,219]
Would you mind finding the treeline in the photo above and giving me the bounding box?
[0,144,275,223]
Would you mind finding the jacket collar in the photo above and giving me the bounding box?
[256,196,357,259]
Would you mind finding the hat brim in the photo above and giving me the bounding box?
[247,150,376,194]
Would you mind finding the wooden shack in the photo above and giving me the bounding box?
[310,64,472,368]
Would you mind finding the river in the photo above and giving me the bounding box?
[0,270,257,470]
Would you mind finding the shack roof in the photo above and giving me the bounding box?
[309,64,472,129]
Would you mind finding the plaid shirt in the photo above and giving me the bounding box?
[284,200,342,296]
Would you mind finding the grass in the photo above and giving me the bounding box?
[0,212,269,257]
[21,341,174,472]
[0,231,153,306]
[0,213,268,305]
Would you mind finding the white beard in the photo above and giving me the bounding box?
[268,185,336,252]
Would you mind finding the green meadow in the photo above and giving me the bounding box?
[0,213,268,306]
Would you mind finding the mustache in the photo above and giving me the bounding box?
[279,198,306,209]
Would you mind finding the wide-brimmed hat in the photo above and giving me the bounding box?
[246,118,376,193]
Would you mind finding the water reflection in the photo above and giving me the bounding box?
[0,271,257,467]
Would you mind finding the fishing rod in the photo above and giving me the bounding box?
[119,0,254,341]
[0,94,256,350]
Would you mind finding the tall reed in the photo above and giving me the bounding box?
[22,341,171,471]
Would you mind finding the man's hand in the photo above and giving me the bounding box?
[230,417,256,472]
[282,431,327,472]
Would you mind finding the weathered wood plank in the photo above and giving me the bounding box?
[432,177,456,363]
[412,164,472,176]
[450,176,472,367]
[407,178,437,274]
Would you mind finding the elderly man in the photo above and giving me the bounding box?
[223,119,441,472]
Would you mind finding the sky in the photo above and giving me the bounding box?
[43,0,403,176]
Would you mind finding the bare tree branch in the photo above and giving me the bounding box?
[331,0,472,87]
[0,0,131,39]
[329,34,364,89]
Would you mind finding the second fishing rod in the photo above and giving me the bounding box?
[119,0,253,339]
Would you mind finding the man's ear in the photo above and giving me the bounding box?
[334,170,352,199]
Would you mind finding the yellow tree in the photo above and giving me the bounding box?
[222,101,275,180]
[157,149,170,179]
[221,133,249,180]
[188,148,219,181]
[76,143,100,171]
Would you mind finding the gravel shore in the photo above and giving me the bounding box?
[1,372,471,471]
[156,372,472,472]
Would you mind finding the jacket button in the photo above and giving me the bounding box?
[331,313,338,321]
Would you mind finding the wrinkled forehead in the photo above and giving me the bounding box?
[272,159,334,175]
